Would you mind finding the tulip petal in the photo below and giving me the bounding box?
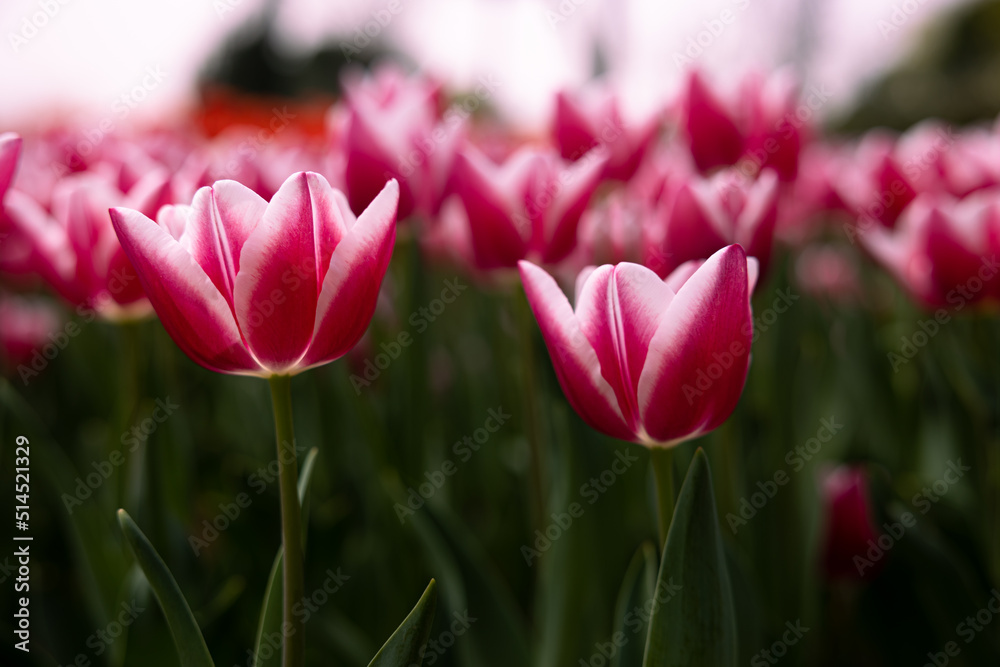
[638,245,751,444]
[186,181,267,304]
[110,207,257,374]
[234,172,327,372]
[575,263,674,427]
[452,150,529,269]
[301,179,399,369]
[519,261,632,441]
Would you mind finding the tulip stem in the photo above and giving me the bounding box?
[268,375,305,667]
[650,447,675,549]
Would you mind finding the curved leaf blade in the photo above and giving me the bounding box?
[612,542,658,667]
[368,580,438,667]
[641,449,737,667]
[117,509,215,667]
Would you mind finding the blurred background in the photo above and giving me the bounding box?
[3,1,1000,666]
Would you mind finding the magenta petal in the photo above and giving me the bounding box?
[684,72,744,172]
[519,261,633,441]
[234,172,326,372]
[186,181,267,303]
[110,207,257,374]
[452,150,528,269]
[301,179,399,369]
[638,245,752,445]
[575,263,675,427]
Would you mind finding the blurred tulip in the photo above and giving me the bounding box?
[450,144,607,271]
[4,170,168,319]
[340,66,459,220]
[648,168,778,278]
[519,244,756,446]
[110,172,398,377]
[678,70,805,181]
[819,466,883,580]
[861,190,1000,308]
[552,87,660,181]
[794,245,862,305]
[0,294,61,368]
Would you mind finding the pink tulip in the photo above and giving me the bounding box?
[678,70,805,181]
[450,144,607,270]
[819,466,882,580]
[518,244,757,446]
[110,172,399,377]
[648,168,778,278]
[552,88,660,181]
[861,190,1000,308]
[4,170,167,319]
[340,66,458,220]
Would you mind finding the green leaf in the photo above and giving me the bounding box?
[641,449,737,667]
[368,580,438,667]
[253,447,319,667]
[612,542,658,667]
[116,509,215,667]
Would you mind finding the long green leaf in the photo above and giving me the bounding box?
[612,542,658,667]
[116,509,215,667]
[254,447,319,667]
[641,449,737,667]
[368,580,438,667]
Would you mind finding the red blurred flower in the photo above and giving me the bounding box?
[677,70,806,181]
[820,466,883,580]
[340,66,458,220]
[861,189,1000,308]
[4,170,169,319]
[647,168,778,279]
[449,144,607,271]
[552,87,660,181]
[519,244,756,446]
[0,294,62,369]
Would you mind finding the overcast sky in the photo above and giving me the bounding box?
[0,0,968,132]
